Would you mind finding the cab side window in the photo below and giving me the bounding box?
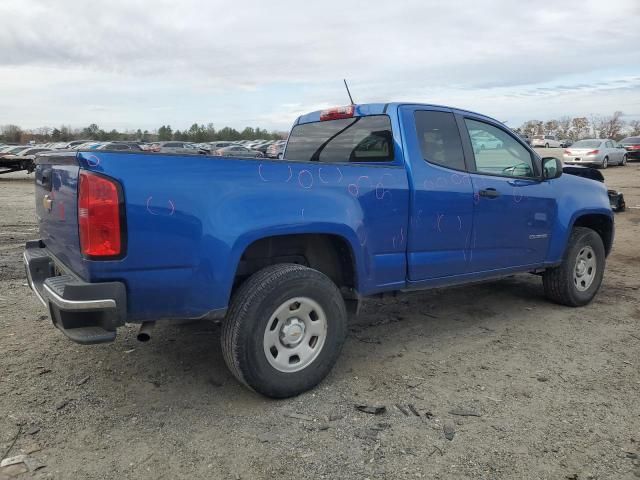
[414,111,466,170]
[464,119,535,178]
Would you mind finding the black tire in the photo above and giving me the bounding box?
[542,227,605,307]
[601,157,608,169]
[621,155,627,166]
[545,143,549,148]
[221,264,347,398]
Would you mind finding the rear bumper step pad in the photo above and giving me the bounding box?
[24,240,126,344]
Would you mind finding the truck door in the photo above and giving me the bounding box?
[459,116,557,271]
[400,106,475,280]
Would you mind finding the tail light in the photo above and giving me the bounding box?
[78,171,123,258]
[320,105,355,121]
[586,150,599,155]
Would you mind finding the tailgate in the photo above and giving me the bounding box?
[34,152,85,277]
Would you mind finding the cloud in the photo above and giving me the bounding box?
[0,0,639,130]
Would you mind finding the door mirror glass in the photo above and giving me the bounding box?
[542,157,562,179]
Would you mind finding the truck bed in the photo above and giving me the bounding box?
[34,150,410,322]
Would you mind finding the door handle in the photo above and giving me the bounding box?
[478,188,500,198]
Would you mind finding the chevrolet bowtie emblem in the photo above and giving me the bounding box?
[43,194,53,212]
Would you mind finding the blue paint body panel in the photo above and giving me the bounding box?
[33,103,614,323]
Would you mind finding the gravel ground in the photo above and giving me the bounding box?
[1,156,639,479]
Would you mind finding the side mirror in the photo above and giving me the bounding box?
[542,157,562,180]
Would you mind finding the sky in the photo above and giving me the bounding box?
[1,0,639,133]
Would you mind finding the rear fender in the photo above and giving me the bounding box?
[226,224,365,301]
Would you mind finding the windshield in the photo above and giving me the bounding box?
[571,140,601,149]
[285,115,393,163]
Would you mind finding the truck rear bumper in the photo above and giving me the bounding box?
[24,240,126,344]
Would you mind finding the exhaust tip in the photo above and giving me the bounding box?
[136,322,155,342]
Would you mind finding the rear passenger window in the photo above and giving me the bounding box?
[285,115,393,163]
[414,111,466,170]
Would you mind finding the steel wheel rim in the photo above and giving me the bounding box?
[603,157,608,168]
[574,246,596,292]
[263,297,328,373]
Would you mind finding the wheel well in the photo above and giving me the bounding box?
[573,214,613,256]
[234,234,358,307]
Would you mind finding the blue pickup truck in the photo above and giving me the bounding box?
[24,103,614,398]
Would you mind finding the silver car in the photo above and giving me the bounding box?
[212,145,264,158]
[150,141,203,155]
[562,139,627,169]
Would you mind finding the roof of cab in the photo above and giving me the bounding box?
[295,102,502,127]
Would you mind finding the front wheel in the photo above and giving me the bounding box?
[221,264,347,398]
[621,155,627,166]
[542,227,605,307]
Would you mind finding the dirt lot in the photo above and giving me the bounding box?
[1,154,639,480]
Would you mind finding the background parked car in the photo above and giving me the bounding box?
[97,142,143,151]
[212,145,264,158]
[209,141,238,150]
[73,142,104,150]
[65,140,93,149]
[149,141,204,154]
[620,136,640,161]
[563,139,627,168]
[532,135,561,148]
[518,133,531,145]
[0,146,51,173]
[559,139,573,148]
[266,140,287,158]
[470,132,503,150]
[0,145,30,158]
[252,140,276,155]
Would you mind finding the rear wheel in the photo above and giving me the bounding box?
[542,227,605,307]
[601,157,608,169]
[221,264,347,398]
[621,155,627,166]
[545,143,549,148]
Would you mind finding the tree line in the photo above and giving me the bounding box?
[0,122,286,144]
[515,111,640,141]
[3,111,639,145]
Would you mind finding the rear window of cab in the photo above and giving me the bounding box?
[284,115,393,163]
